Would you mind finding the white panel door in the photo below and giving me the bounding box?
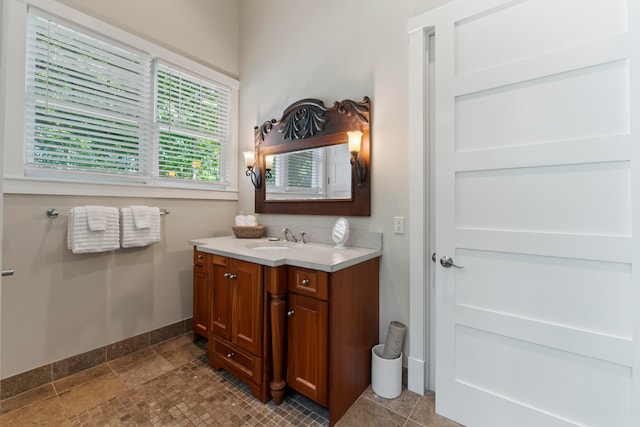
[416,0,639,426]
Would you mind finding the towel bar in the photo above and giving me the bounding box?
[46,208,170,218]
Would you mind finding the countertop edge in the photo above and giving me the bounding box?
[189,236,381,272]
[283,251,382,272]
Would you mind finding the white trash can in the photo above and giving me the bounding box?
[371,343,402,399]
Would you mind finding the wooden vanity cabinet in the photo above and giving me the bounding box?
[207,254,273,403]
[283,258,380,426]
[287,292,329,405]
[192,244,380,425]
[192,248,210,340]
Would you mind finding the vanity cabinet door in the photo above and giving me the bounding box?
[192,249,210,339]
[211,255,233,341]
[210,256,263,356]
[232,259,263,356]
[286,292,328,406]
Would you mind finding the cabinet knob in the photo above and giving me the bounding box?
[301,279,310,286]
[229,274,237,279]
[226,352,235,358]
[287,310,295,317]
[197,254,203,260]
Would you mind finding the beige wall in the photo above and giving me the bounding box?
[1,0,241,378]
[57,0,240,78]
[1,0,454,379]
[238,0,450,359]
[2,196,236,377]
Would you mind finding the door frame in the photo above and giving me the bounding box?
[408,17,435,394]
[0,0,7,370]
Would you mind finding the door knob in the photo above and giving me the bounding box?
[1,269,14,277]
[440,256,464,269]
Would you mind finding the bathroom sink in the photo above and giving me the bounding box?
[248,241,295,250]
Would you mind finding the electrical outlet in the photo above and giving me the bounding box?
[393,216,405,234]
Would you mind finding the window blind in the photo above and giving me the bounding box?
[287,150,319,190]
[155,63,231,185]
[268,148,324,194]
[24,11,152,179]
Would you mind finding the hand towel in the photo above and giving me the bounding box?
[245,215,258,226]
[85,205,108,231]
[67,206,120,254]
[234,214,246,226]
[130,205,151,229]
[121,207,161,248]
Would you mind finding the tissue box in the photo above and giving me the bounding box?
[232,225,266,239]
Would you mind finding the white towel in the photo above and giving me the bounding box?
[67,206,120,254]
[130,205,151,229]
[85,205,108,231]
[234,214,246,226]
[245,215,258,226]
[120,207,161,248]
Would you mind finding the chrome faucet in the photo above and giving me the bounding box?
[282,228,297,243]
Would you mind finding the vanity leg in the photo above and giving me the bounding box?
[269,291,287,405]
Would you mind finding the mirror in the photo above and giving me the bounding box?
[254,97,371,216]
[331,217,349,249]
[265,144,352,200]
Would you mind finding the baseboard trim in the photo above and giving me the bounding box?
[407,356,425,394]
[0,318,194,401]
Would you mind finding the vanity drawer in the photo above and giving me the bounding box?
[194,248,207,266]
[288,267,329,300]
[210,337,262,384]
[212,254,229,267]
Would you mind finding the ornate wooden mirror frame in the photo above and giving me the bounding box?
[253,96,371,216]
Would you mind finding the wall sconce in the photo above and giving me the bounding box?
[347,130,367,183]
[265,155,274,179]
[243,150,261,188]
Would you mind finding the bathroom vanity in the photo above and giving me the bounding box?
[190,236,381,426]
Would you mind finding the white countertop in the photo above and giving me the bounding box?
[189,235,382,272]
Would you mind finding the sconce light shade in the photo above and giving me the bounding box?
[347,131,363,154]
[243,150,261,188]
[347,131,367,183]
[243,151,256,168]
[265,155,274,179]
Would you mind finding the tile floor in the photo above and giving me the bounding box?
[0,333,461,426]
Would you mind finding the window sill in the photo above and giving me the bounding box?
[3,176,239,200]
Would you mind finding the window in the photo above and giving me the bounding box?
[155,64,231,186]
[25,12,152,181]
[6,4,239,197]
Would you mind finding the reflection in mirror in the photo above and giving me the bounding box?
[265,144,352,200]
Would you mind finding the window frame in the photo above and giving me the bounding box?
[1,0,239,200]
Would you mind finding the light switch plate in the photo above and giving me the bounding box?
[393,216,405,234]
